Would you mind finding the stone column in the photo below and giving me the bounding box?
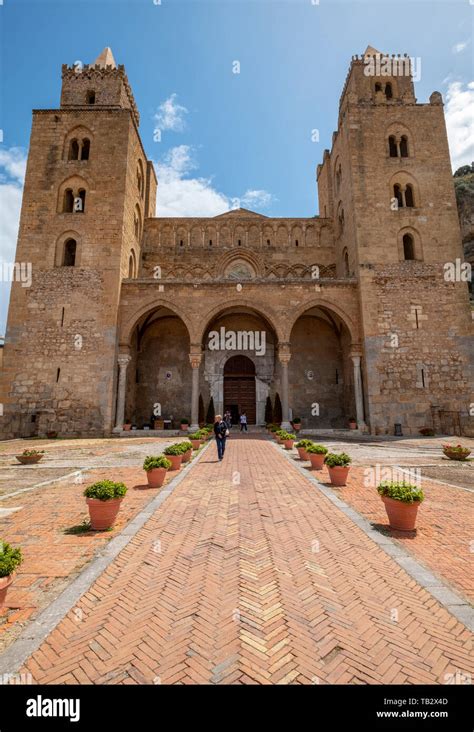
[189,349,202,431]
[278,343,292,430]
[114,354,131,430]
[351,354,366,430]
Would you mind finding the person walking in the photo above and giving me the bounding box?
[224,410,232,429]
[214,414,228,461]
[239,412,248,432]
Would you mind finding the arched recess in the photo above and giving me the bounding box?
[120,299,194,348]
[124,305,192,427]
[198,301,283,345]
[288,304,358,429]
[284,299,359,345]
[128,249,137,278]
[397,227,423,261]
[216,249,265,279]
[54,230,83,267]
[136,159,144,198]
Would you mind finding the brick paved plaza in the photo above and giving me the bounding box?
[0,434,472,685]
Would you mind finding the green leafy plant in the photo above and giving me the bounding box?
[0,541,23,578]
[442,443,471,459]
[176,441,193,452]
[283,433,296,441]
[264,396,274,425]
[189,432,203,440]
[307,444,328,455]
[269,424,280,433]
[180,418,189,425]
[273,392,283,425]
[143,455,172,471]
[377,481,424,504]
[164,444,187,456]
[324,452,351,467]
[206,397,215,424]
[275,429,287,438]
[296,439,314,448]
[21,449,44,456]
[83,480,127,501]
[292,417,301,424]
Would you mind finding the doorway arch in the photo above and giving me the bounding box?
[224,355,256,425]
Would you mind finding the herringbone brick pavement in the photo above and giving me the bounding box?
[21,438,473,684]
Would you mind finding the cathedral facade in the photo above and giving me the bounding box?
[0,47,472,437]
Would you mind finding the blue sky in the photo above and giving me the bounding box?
[0,0,473,333]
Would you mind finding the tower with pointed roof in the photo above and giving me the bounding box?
[0,49,156,436]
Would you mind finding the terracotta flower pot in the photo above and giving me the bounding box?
[0,573,15,609]
[47,431,58,439]
[180,423,189,431]
[284,439,294,450]
[297,447,309,461]
[86,497,123,531]
[309,453,325,470]
[181,448,192,463]
[166,454,183,471]
[293,424,301,431]
[16,454,43,465]
[123,424,132,431]
[190,440,201,450]
[327,465,350,486]
[145,467,168,488]
[382,496,421,531]
[349,422,357,430]
[443,448,471,461]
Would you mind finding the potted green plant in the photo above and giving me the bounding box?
[189,431,203,450]
[0,540,23,609]
[143,455,172,488]
[275,429,286,444]
[46,430,58,439]
[180,418,189,432]
[348,418,357,430]
[123,419,132,431]
[283,432,296,449]
[177,441,193,463]
[442,444,471,461]
[15,449,44,465]
[163,443,186,470]
[295,439,313,461]
[291,417,301,432]
[324,452,352,486]
[419,428,435,437]
[377,481,424,531]
[306,443,328,470]
[83,480,127,531]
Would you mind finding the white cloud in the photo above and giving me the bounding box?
[154,145,274,217]
[0,147,26,335]
[153,93,188,134]
[444,80,474,171]
[452,40,469,54]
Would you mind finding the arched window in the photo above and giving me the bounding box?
[385,83,393,100]
[63,189,74,213]
[405,184,414,208]
[137,161,144,198]
[134,206,142,239]
[403,234,415,260]
[86,90,96,105]
[343,249,350,277]
[375,82,382,93]
[400,136,409,158]
[76,189,86,213]
[63,239,77,266]
[388,136,398,158]
[68,139,80,161]
[393,184,403,209]
[81,139,90,161]
[128,250,137,278]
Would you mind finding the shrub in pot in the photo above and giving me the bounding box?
[283,432,296,449]
[377,481,424,531]
[163,443,186,470]
[292,417,301,432]
[306,443,328,470]
[123,419,132,431]
[180,418,189,432]
[324,452,352,486]
[295,439,313,461]
[189,431,203,449]
[348,418,357,430]
[0,540,23,609]
[419,427,435,437]
[46,430,58,439]
[83,480,127,531]
[275,429,286,444]
[442,444,471,461]
[16,449,44,465]
[143,455,172,488]
[177,441,193,463]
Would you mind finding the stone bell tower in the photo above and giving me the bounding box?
[0,48,157,438]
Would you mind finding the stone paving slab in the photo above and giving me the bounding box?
[5,437,471,685]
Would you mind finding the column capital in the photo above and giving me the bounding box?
[117,353,132,368]
[189,352,202,369]
[277,342,291,364]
